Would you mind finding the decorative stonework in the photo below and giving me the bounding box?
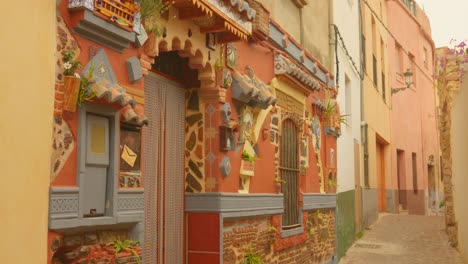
[185,89,206,193]
[55,15,79,116]
[222,209,336,263]
[50,117,74,182]
[51,229,142,264]
[435,49,468,246]
[274,53,321,92]
[206,0,255,33]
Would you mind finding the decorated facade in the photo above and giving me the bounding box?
[48,0,339,263]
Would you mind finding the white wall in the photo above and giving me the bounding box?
[334,0,362,193]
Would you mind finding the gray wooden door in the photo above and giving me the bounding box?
[143,73,185,264]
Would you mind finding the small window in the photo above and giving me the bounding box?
[120,124,142,188]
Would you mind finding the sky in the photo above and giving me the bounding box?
[415,0,468,47]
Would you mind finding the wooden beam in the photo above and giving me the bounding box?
[178,8,207,20]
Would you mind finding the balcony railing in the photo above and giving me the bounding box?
[94,0,138,27]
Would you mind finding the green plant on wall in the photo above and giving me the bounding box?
[77,65,96,106]
[62,50,82,76]
[306,220,315,236]
[107,239,141,264]
[243,244,264,264]
[274,176,285,184]
[138,0,171,36]
[328,178,338,189]
[242,150,257,162]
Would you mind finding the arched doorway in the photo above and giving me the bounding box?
[143,50,207,263]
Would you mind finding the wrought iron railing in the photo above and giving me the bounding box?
[94,0,138,27]
[281,119,300,229]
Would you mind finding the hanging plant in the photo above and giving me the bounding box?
[62,50,82,112]
[138,0,171,36]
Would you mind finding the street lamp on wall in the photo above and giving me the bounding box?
[392,68,414,95]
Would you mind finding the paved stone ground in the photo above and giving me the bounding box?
[339,214,465,264]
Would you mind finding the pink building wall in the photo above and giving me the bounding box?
[387,0,439,215]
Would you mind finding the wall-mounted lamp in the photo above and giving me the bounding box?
[391,68,415,95]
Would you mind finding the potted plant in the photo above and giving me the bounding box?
[300,160,307,174]
[62,50,82,112]
[274,176,285,194]
[240,150,257,176]
[107,239,142,264]
[140,0,170,56]
[327,178,338,193]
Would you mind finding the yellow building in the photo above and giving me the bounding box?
[360,0,392,227]
[0,1,55,263]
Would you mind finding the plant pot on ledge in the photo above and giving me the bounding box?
[63,75,81,112]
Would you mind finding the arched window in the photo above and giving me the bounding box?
[280,119,300,228]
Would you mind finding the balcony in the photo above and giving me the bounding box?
[94,0,139,28]
[68,0,140,52]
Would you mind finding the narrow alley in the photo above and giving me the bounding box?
[340,214,465,264]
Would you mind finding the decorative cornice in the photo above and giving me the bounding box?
[231,67,277,109]
[274,53,322,92]
[302,193,336,210]
[185,193,284,217]
[269,21,335,88]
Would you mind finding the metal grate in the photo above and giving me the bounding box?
[281,119,300,228]
[143,73,185,264]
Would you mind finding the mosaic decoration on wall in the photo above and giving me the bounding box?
[50,117,75,182]
[270,109,280,178]
[311,114,325,193]
[185,89,205,193]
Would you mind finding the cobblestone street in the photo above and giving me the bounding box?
[340,214,465,264]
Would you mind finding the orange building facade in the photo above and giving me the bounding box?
[48,1,339,263]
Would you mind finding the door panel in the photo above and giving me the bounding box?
[143,73,185,264]
[377,142,386,212]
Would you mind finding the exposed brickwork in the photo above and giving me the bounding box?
[50,230,142,264]
[223,210,336,264]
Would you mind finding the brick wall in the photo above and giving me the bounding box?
[223,209,336,264]
[50,229,142,264]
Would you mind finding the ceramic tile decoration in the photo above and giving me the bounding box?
[69,0,94,10]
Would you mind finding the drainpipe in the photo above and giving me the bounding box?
[358,0,369,194]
